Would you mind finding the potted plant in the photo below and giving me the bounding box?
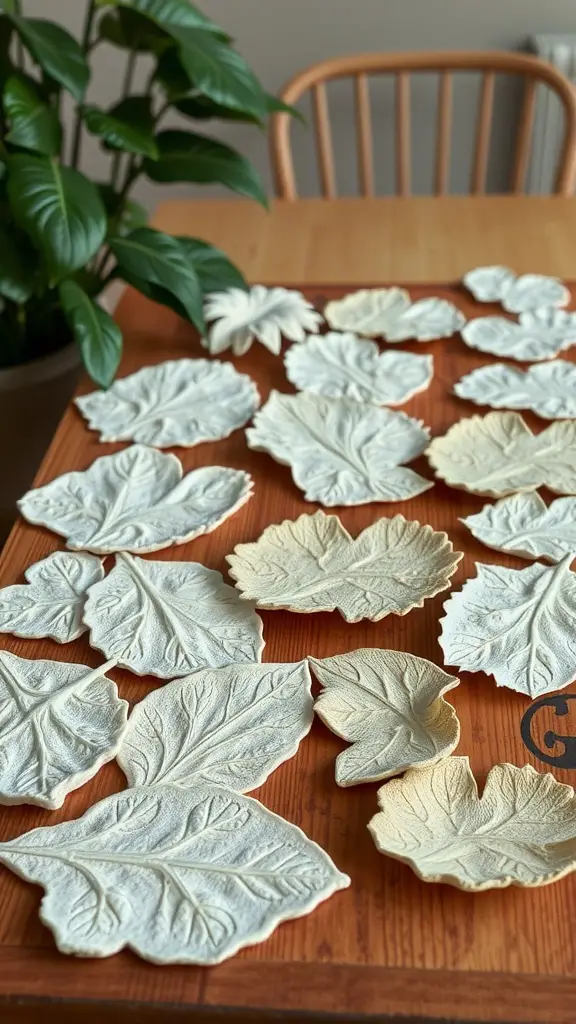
[0,0,289,540]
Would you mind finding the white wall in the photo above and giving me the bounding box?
[22,0,576,205]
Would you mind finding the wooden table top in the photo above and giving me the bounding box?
[2,197,576,1024]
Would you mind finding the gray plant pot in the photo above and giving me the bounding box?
[0,342,82,545]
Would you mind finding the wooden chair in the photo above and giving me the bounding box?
[271,51,576,198]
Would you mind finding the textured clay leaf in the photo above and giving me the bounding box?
[0,551,104,643]
[462,492,576,563]
[323,288,464,341]
[454,361,576,420]
[463,265,570,313]
[369,757,576,890]
[439,556,576,697]
[0,784,350,963]
[284,333,433,406]
[227,510,462,622]
[461,309,576,362]
[246,391,432,506]
[18,445,253,554]
[118,661,313,791]
[426,411,576,497]
[0,652,127,809]
[204,285,322,356]
[76,358,260,447]
[310,649,460,786]
[84,553,264,679]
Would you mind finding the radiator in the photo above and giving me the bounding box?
[528,34,576,193]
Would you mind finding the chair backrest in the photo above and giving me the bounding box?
[271,51,576,198]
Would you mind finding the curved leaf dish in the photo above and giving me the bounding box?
[323,288,464,341]
[454,361,576,419]
[118,661,313,792]
[462,492,576,563]
[461,309,576,362]
[426,411,576,497]
[463,265,570,313]
[0,552,103,643]
[310,649,460,786]
[203,285,323,356]
[84,552,264,679]
[368,757,576,891]
[0,785,350,964]
[246,390,432,506]
[284,332,433,405]
[18,445,253,554]
[0,652,127,809]
[75,358,260,447]
[439,556,576,697]
[227,510,462,622]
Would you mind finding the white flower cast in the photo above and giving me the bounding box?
[203,285,323,356]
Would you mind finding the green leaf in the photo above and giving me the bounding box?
[8,155,107,282]
[174,93,262,124]
[83,96,159,159]
[176,237,246,294]
[98,9,171,53]
[153,46,191,101]
[115,265,194,325]
[0,16,13,82]
[265,93,304,122]
[97,184,149,234]
[114,0,228,38]
[8,16,89,101]
[173,28,266,120]
[144,130,267,207]
[3,73,62,156]
[109,227,205,332]
[60,280,122,389]
[0,223,34,302]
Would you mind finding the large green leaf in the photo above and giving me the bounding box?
[115,265,196,327]
[144,130,267,206]
[60,280,122,388]
[98,8,171,52]
[8,16,89,101]
[175,90,302,125]
[112,0,228,38]
[0,223,34,302]
[8,156,107,281]
[109,227,204,332]
[3,73,62,156]
[0,16,13,82]
[83,96,159,159]
[153,46,191,101]
[176,237,247,294]
[97,183,148,235]
[173,28,266,120]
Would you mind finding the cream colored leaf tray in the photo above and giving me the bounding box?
[455,360,576,419]
[439,556,576,697]
[427,411,576,497]
[462,265,570,313]
[461,309,576,362]
[204,285,323,356]
[18,445,253,554]
[76,358,260,447]
[310,649,460,786]
[462,492,576,563]
[369,757,576,891]
[246,391,432,506]
[284,332,433,405]
[227,510,462,622]
[0,551,103,643]
[324,287,464,341]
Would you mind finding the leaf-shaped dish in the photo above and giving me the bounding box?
[0,784,350,963]
[324,288,464,341]
[0,652,126,809]
[284,332,433,405]
[18,445,253,554]
[462,492,576,563]
[203,285,323,356]
[246,391,432,506]
[0,552,103,643]
[227,510,462,622]
[454,361,576,419]
[118,661,313,792]
[368,757,576,890]
[439,556,576,697]
[426,411,576,497]
[310,649,460,786]
[84,553,264,678]
[463,265,570,313]
[75,358,260,447]
[461,309,576,362]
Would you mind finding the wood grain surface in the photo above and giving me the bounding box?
[1,282,576,1024]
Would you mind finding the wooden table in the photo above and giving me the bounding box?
[2,196,576,1024]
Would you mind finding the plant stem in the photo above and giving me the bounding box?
[70,0,97,169]
[122,50,137,97]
